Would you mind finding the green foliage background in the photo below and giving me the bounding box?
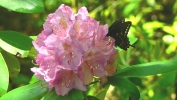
[0,0,177,100]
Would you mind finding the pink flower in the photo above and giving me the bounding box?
[50,70,86,96]
[31,4,117,96]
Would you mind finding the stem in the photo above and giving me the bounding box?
[87,80,100,86]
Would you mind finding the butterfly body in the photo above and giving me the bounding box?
[107,17,132,50]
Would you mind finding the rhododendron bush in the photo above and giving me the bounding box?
[0,1,177,100]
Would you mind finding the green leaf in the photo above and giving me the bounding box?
[95,89,107,100]
[142,21,165,37]
[108,77,140,100]
[0,31,32,58]
[28,47,37,59]
[1,50,20,79]
[29,36,37,40]
[84,96,99,100]
[42,89,84,100]
[0,81,47,100]
[129,37,138,45]
[56,89,84,100]
[0,0,44,13]
[155,71,176,88]
[29,75,40,84]
[0,52,9,96]
[115,61,177,77]
[123,3,138,15]
[42,91,58,100]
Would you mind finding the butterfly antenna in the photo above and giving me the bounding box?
[129,44,135,48]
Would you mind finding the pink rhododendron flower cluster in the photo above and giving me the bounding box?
[31,4,118,96]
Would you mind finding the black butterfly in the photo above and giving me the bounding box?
[107,17,132,50]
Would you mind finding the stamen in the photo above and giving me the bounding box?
[88,51,93,57]
[47,65,51,69]
[95,66,98,69]
[72,52,74,58]
[63,43,71,50]
[32,60,38,65]
[105,37,112,45]
[59,17,67,29]
[61,82,64,86]
[65,80,71,88]
[68,36,71,39]
[75,20,80,33]
[65,82,69,87]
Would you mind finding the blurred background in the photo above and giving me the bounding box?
[0,0,177,100]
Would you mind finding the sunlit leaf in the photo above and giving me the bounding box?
[1,50,20,79]
[0,52,9,96]
[0,0,44,13]
[115,61,177,77]
[0,81,47,100]
[143,21,165,37]
[0,31,32,58]
[162,35,174,44]
[29,75,39,84]
[162,26,176,35]
[129,37,138,44]
[166,43,177,54]
[123,3,138,15]
[42,91,58,100]
[28,47,37,59]
[29,36,37,40]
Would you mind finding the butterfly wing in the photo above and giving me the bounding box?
[118,21,132,50]
[107,17,132,50]
[108,17,125,32]
[107,17,125,46]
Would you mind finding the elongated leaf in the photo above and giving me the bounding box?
[29,75,40,84]
[1,51,20,79]
[0,31,32,58]
[115,61,177,77]
[30,36,37,40]
[0,52,9,96]
[0,81,47,100]
[42,91,58,100]
[56,89,84,100]
[155,71,176,88]
[108,77,140,100]
[0,0,44,13]
[43,89,84,100]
